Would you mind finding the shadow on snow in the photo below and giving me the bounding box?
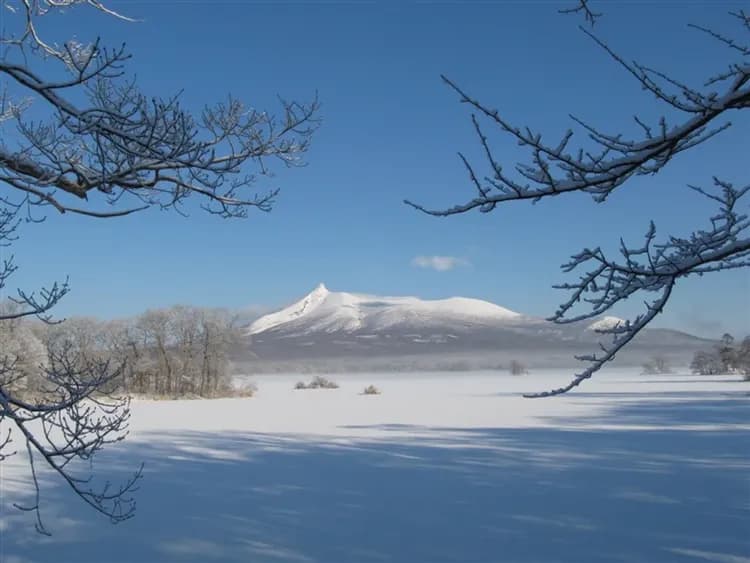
[1,396,749,563]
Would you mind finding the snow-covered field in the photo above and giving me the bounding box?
[1,369,748,563]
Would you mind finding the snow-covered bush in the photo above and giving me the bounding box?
[362,385,381,395]
[294,376,339,390]
[690,351,723,376]
[309,376,339,389]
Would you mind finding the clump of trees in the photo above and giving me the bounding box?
[0,303,48,396]
[111,307,239,398]
[3,306,242,400]
[641,356,672,375]
[509,360,529,376]
[690,351,724,376]
[690,334,750,379]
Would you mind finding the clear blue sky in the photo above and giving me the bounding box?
[4,1,749,337]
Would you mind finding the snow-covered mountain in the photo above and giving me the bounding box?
[248,283,522,336]
[234,284,711,374]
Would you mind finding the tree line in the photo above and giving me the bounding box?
[1,305,241,399]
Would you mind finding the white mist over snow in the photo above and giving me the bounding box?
[248,283,523,335]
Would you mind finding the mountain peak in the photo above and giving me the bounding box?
[248,285,522,336]
[248,283,332,335]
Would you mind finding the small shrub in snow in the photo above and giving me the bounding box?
[234,382,258,397]
[294,376,339,390]
[362,385,381,395]
[641,355,672,375]
[310,376,339,389]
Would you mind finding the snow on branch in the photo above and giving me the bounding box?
[525,180,749,397]
[405,14,748,216]
[0,0,317,532]
[0,3,320,219]
[406,8,750,395]
[0,208,69,324]
[0,345,142,534]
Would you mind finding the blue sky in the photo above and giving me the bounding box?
[3,1,748,337]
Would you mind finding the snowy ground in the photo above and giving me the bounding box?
[1,369,749,563]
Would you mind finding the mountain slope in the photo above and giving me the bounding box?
[248,283,522,336]
[235,284,712,373]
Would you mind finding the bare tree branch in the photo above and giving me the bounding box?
[559,0,602,27]
[0,0,319,532]
[0,4,320,220]
[406,14,748,217]
[1,345,142,534]
[407,9,749,395]
[526,180,749,396]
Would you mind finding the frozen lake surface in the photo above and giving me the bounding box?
[1,369,749,562]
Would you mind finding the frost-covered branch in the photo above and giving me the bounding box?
[0,344,142,534]
[407,8,749,394]
[525,180,749,397]
[0,2,319,219]
[406,13,748,216]
[0,208,69,323]
[0,0,318,532]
